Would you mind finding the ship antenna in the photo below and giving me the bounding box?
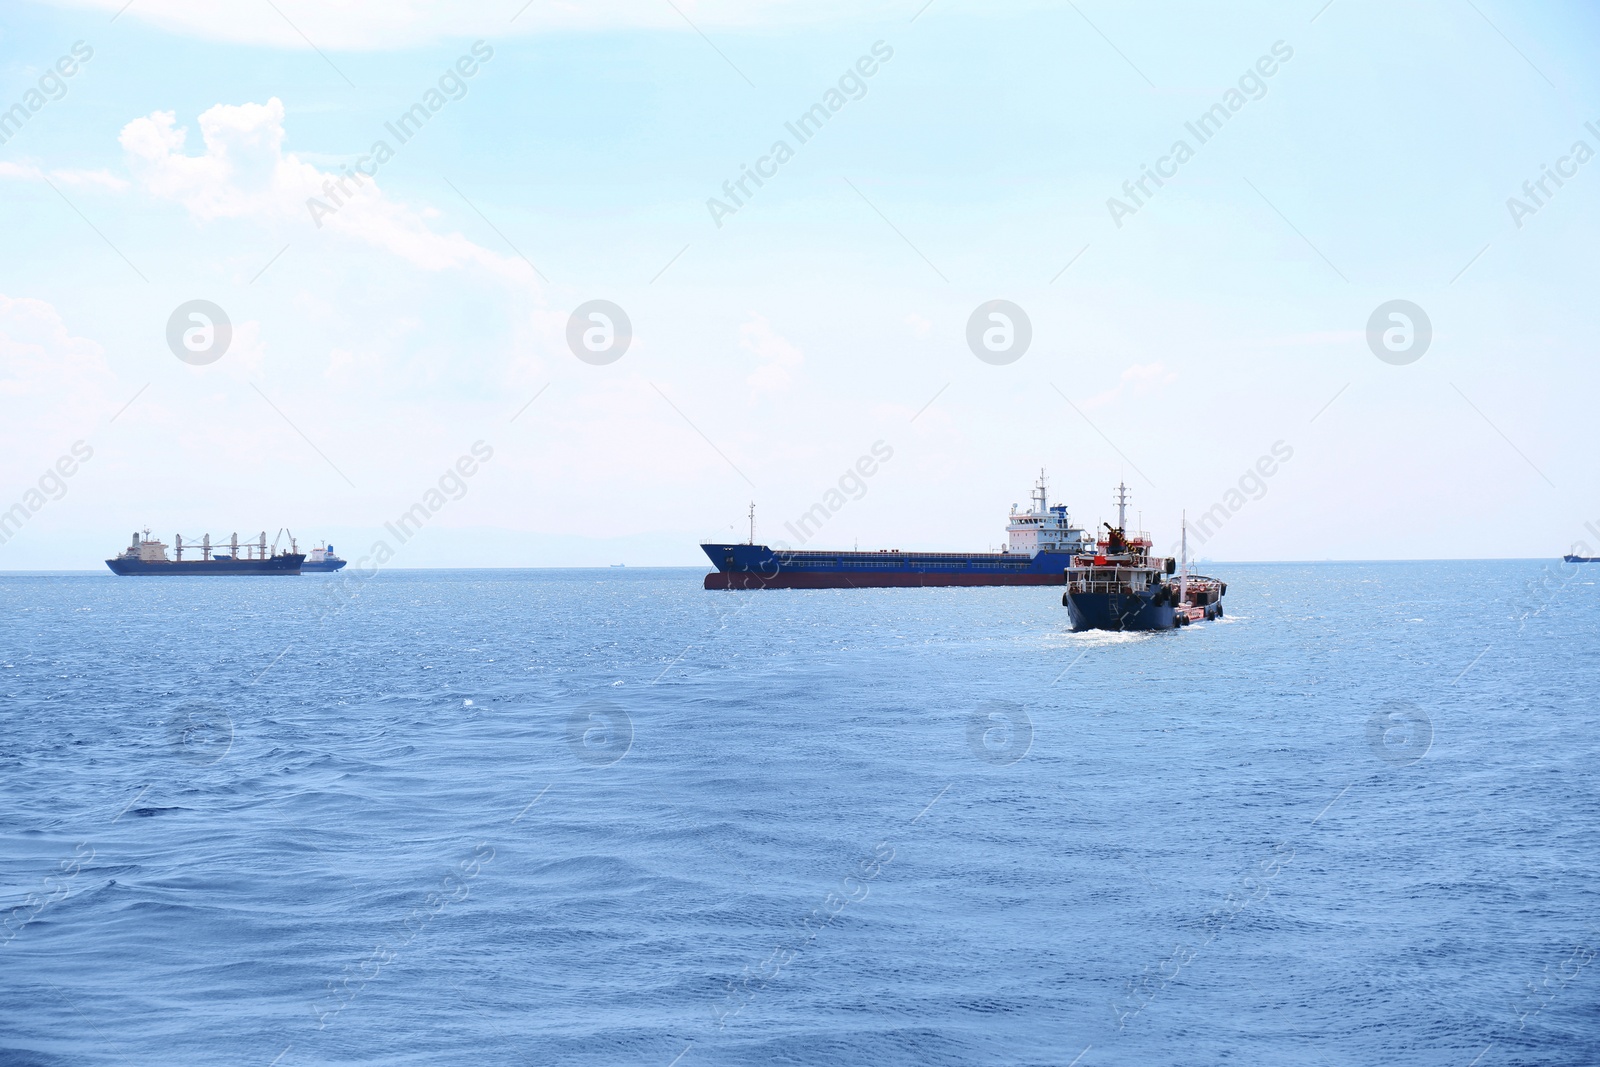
[747,502,756,545]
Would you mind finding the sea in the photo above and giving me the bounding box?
[1,562,1597,1066]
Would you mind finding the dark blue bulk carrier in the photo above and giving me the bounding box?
[105,530,304,575]
[702,473,1091,589]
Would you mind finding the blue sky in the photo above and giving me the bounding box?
[2,0,1598,567]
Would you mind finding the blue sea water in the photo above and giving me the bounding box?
[2,562,1598,1066]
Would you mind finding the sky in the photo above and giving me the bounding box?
[1,0,1597,568]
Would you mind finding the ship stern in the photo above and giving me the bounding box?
[1063,589,1178,632]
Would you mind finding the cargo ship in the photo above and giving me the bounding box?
[106,530,305,575]
[701,473,1091,589]
[1062,485,1226,631]
[302,543,347,572]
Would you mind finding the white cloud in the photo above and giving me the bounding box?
[118,98,536,286]
[0,294,118,441]
[220,319,268,381]
[740,313,803,394]
[323,344,381,386]
[51,168,129,191]
[1081,362,1178,410]
[49,0,912,50]
[0,160,128,190]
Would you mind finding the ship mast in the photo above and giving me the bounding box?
[1114,482,1129,532]
[1180,510,1188,604]
[747,502,756,545]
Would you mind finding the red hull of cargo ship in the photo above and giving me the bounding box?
[704,571,1064,589]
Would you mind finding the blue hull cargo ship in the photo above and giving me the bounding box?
[302,543,347,572]
[703,473,1090,589]
[1062,485,1226,631]
[106,530,305,575]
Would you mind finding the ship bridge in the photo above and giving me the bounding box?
[1005,470,1089,556]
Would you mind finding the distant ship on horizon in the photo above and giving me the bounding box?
[302,543,347,572]
[106,529,305,575]
[1564,542,1600,563]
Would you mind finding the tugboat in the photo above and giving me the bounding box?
[1061,485,1226,631]
[106,529,305,575]
[302,543,347,572]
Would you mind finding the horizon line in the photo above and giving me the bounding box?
[0,556,1581,576]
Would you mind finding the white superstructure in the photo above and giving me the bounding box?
[121,530,169,562]
[1005,470,1090,556]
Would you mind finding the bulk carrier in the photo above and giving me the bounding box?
[701,473,1090,589]
[106,530,305,575]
